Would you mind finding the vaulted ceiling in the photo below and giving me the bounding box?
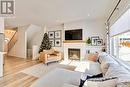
[5,0,118,27]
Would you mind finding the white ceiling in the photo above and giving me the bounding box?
[5,0,118,27]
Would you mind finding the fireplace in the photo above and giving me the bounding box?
[68,49,80,60]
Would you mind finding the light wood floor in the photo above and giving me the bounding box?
[0,55,40,87]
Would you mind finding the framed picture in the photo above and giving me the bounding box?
[91,36,99,46]
[50,39,55,47]
[48,31,54,39]
[55,30,61,39]
[97,39,103,46]
[55,39,61,47]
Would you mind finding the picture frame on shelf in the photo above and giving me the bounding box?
[96,39,103,46]
[55,39,61,47]
[48,31,54,39]
[55,30,61,39]
[50,39,55,47]
[91,36,99,46]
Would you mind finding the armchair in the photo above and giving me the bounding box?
[39,48,63,64]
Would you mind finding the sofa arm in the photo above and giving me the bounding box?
[39,52,48,63]
[57,52,63,59]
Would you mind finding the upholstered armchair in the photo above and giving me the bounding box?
[39,48,63,64]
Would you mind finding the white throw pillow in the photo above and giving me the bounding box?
[85,61,102,75]
[83,77,118,87]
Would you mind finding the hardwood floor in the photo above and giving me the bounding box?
[0,55,40,87]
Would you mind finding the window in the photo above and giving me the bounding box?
[110,8,130,61]
[111,32,130,61]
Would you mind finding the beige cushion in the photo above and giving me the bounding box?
[88,54,98,62]
[100,62,109,75]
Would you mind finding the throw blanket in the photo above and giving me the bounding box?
[99,52,130,83]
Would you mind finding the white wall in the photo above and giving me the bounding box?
[26,24,42,58]
[47,25,64,52]
[26,24,42,49]
[8,26,27,58]
[30,26,45,49]
[64,20,106,42]
[0,18,4,33]
[0,17,4,52]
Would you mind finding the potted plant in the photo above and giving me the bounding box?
[86,37,91,45]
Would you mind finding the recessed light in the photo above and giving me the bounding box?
[88,14,90,16]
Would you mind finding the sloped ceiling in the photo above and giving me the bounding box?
[5,0,118,27]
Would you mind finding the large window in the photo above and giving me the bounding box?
[110,8,130,61]
[111,32,130,61]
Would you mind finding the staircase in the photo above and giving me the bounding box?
[4,28,18,53]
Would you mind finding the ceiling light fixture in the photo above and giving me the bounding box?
[88,14,90,16]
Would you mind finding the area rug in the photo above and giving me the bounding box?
[21,61,76,78]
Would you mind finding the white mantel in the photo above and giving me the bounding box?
[64,42,86,61]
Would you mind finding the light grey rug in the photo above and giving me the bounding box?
[21,61,76,78]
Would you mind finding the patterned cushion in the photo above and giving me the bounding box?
[83,77,118,87]
[117,82,130,87]
[88,77,117,82]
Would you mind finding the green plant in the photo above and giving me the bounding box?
[86,37,91,44]
[39,33,52,53]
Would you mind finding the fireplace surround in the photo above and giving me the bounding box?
[63,43,86,61]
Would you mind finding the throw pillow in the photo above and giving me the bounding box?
[100,62,109,75]
[83,77,118,87]
[88,54,98,62]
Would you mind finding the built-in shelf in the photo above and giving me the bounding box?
[63,40,85,43]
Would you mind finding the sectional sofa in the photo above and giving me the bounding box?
[30,52,130,87]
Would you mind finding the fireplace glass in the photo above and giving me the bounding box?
[68,49,80,60]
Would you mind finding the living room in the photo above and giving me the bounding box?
[0,0,130,87]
